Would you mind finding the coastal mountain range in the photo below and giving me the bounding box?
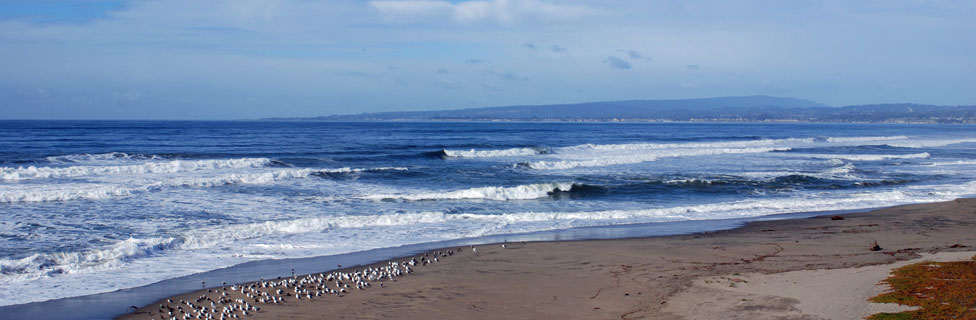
[268,96,976,123]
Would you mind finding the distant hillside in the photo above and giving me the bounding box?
[267,96,976,123]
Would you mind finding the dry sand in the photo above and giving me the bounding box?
[664,251,975,320]
[120,198,976,320]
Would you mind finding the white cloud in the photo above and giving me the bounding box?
[370,0,453,17]
[369,0,594,24]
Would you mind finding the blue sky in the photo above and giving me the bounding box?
[1,0,974,119]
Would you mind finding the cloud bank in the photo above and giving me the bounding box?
[370,0,594,24]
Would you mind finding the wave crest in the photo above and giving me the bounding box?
[442,147,545,158]
[0,167,408,203]
[0,184,136,203]
[561,138,813,151]
[797,152,930,161]
[361,182,577,201]
[0,237,181,281]
[1,158,273,181]
[44,152,162,164]
[523,147,791,170]
[825,136,909,143]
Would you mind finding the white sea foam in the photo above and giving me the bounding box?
[4,129,976,308]
[884,138,976,148]
[442,147,543,158]
[825,136,909,143]
[6,180,972,294]
[169,169,318,188]
[0,166,408,203]
[795,152,930,161]
[0,237,181,280]
[0,158,273,181]
[822,162,857,175]
[446,137,954,171]
[525,147,791,170]
[44,152,159,164]
[923,160,976,166]
[0,184,137,203]
[361,182,576,201]
[316,167,408,173]
[560,138,814,152]
[3,178,975,306]
[737,161,860,181]
[170,167,406,188]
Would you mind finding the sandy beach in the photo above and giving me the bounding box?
[119,198,976,319]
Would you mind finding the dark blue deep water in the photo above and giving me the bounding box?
[1,121,975,310]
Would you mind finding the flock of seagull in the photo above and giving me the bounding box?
[130,246,477,320]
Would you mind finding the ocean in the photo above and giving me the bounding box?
[1,121,975,310]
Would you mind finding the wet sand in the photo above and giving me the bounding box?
[119,198,976,319]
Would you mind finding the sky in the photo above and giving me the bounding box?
[0,0,974,120]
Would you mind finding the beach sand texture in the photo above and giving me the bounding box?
[120,198,976,319]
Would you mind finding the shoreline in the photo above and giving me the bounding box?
[4,206,866,320]
[114,198,976,320]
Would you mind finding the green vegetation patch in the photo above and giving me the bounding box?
[868,255,976,319]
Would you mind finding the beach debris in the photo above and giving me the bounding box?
[948,243,968,248]
[830,215,844,220]
[883,247,921,256]
[869,241,882,251]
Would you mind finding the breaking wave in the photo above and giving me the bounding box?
[0,158,273,181]
[441,147,546,158]
[885,138,976,148]
[361,182,578,201]
[172,167,407,188]
[0,237,181,280]
[0,184,136,203]
[7,180,970,286]
[559,138,814,152]
[522,147,791,170]
[795,152,930,161]
[825,136,909,143]
[923,160,976,166]
[0,167,408,203]
[44,152,163,164]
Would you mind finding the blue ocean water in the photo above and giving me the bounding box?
[1,121,975,306]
